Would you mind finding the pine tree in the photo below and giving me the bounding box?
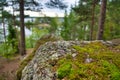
[97,0,107,40]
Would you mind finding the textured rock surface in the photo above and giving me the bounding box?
[21,41,81,80]
[21,40,114,80]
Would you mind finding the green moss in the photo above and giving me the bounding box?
[57,61,72,79]
[102,60,120,80]
[56,42,120,80]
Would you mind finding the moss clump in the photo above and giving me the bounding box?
[57,61,72,79]
[102,60,120,80]
[56,42,120,80]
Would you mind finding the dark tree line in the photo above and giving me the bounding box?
[61,0,120,41]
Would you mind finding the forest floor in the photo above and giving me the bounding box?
[0,48,33,80]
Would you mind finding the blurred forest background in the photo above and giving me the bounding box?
[0,0,120,57]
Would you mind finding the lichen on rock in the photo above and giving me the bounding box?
[21,41,81,80]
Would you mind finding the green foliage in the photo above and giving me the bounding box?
[7,24,18,51]
[61,9,90,40]
[32,27,48,40]
[61,10,69,40]
[69,0,120,40]
[49,17,60,34]
[107,0,120,39]
[71,0,94,40]
[0,10,18,59]
[26,36,34,48]
[26,27,48,48]
[61,10,79,40]
[44,16,62,36]
[0,43,16,59]
[2,11,12,18]
[73,0,92,21]
[25,16,63,49]
[56,42,120,80]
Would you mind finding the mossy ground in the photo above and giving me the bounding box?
[56,42,120,80]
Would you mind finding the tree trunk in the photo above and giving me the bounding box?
[2,18,6,42]
[90,0,96,41]
[20,0,26,55]
[12,1,16,28]
[1,6,6,42]
[97,0,107,40]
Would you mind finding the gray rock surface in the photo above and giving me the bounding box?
[21,41,81,80]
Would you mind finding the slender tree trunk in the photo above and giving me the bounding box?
[97,0,107,40]
[90,0,96,41]
[12,2,16,27]
[1,6,6,42]
[20,0,26,55]
[2,18,6,42]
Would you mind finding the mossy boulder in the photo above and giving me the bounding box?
[19,40,120,80]
[16,34,61,80]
